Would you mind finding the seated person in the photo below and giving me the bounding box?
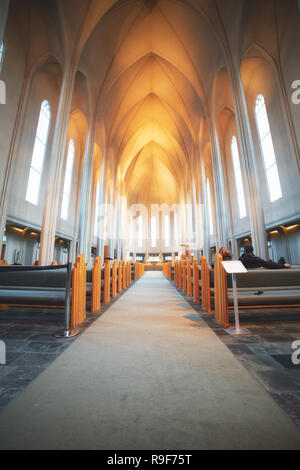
[239,245,291,269]
[211,247,233,269]
[219,247,233,261]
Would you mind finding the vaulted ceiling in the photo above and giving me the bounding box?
[16,0,250,206]
[79,0,227,205]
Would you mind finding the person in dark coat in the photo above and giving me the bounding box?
[239,245,291,269]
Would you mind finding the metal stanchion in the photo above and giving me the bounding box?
[222,261,250,336]
[56,263,80,339]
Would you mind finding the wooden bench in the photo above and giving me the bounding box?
[0,263,76,336]
[214,254,300,328]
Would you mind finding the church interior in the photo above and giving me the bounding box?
[0,0,300,451]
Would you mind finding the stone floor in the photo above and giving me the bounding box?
[0,287,131,412]
[0,274,299,449]
[177,286,300,429]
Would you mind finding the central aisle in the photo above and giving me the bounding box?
[0,272,300,450]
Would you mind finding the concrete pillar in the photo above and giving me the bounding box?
[78,123,95,263]
[39,65,75,265]
[208,121,229,250]
[228,60,268,259]
[200,159,210,262]
[96,159,108,259]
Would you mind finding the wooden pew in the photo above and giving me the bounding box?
[162,261,172,280]
[201,256,211,313]
[214,254,300,328]
[122,261,127,290]
[112,259,117,297]
[187,259,192,297]
[182,260,187,294]
[71,254,86,327]
[0,263,76,336]
[193,258,200,304]
[103,260,111,304]
[213,254,227,327]
[134,262,144,279]
[118,260,123,292]
[91,257,101,313]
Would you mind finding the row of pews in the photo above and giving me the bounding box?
[0,256,145,336]
[166,256,300,329]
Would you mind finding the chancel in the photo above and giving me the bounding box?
[0,0,300,451]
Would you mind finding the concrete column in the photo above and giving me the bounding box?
[200,160,210,262]
[228,59,268,259]
[78,122,95,263]
[208,120,229,250]
[39,65,75,265]
[95,158,106,257]
[0,0,9,45]
[108,178,116,258]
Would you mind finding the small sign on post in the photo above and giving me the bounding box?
[221,261,250,336]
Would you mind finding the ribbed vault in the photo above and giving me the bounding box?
[76,0,226,206]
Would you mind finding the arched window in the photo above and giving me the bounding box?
[0,41,4,71]
[129,213,133,248]
[254,94,282,202]
[26,100,51,205]
[137,215,143,248]
[206,178,214,236]
[61,139,75,220]
[164,214,170,247]
[174,212,178,246]
[94,181,100,236]
[151,215,156,247]
[231,136,247,219]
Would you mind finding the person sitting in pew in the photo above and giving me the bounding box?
[219,247,233,261]
[211,247,233,269]
[239,245,291,269]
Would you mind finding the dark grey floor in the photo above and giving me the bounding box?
[176,286,300,429]
[1,281,300,431]
[0,289,129,412]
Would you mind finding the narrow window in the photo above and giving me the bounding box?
[26,100,51,205]
[254,94,282,202]
[61,139,75,220]
[174,212,178,246]
[231,136,247,219]
[206,178,214,236]
[151,216,156,247]
[129,214,133,248]
[0,41,4,71]
[138,215,143,248]
[165,214,170,247]
[94,181,100,236]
